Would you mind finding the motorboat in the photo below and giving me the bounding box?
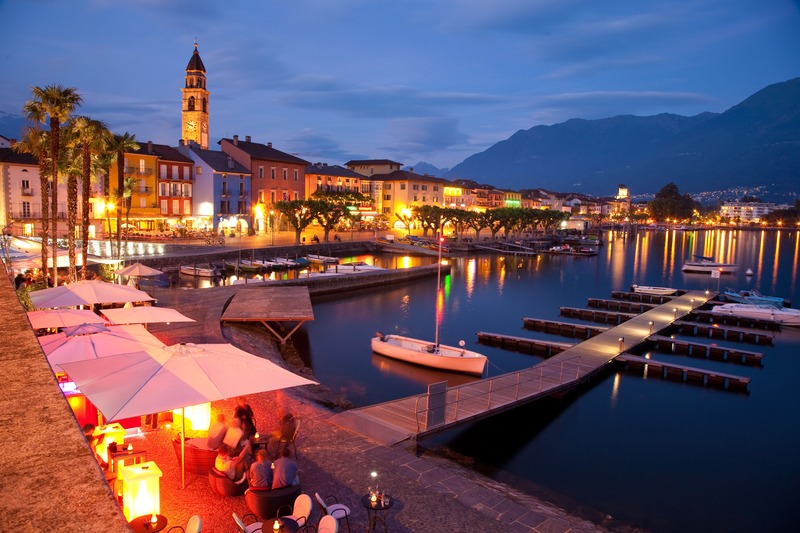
[306,254,339,265]
[711,303,800,326]
[371,334,488,376]
[721,288,788,307]
[179,264,220,278]
[371,233,487,376]
[325,262,386,274]
[631,284,677,296]
[681,256,738,273]
[542,244,598,256]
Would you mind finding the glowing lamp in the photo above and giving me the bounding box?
[273,519,281,531]
[119,461,162,521]
[172,402,211,431]
[93,423,126,462]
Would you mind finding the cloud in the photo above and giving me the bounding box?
[284,128,366,163]
[386,116,469,154]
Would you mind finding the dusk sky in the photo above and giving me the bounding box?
[1,0,798,169]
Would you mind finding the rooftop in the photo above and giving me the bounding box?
[184,146,252,174]
[133,142,193,163]
[305,163,364,179]
[185,43,206,73]
[345,159,402,167]
[371,169,452,184]
[0,147,38,165]
[220,137,309,166]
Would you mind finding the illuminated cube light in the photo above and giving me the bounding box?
[172,402,211,431]
[93,422,126,462]
[119,461,162,521]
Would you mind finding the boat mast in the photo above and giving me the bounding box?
[435,231,442,347]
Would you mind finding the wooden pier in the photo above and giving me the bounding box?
[472,241,539,256]
[522,317,608,339]
[670,320,775,346]
[476,332,573,357]
[587,297,657,313]
[616,354,750,392]
[560,306,638,324]
[329,291,712,446]
[611,290,682,304]
[690,309,782,331]
[646,335,764,366]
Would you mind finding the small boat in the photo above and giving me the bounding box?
[223,260,263,273]
[681,256,738,273]
[180,264,220,277]
[371,334,488,376]
[746,268,754,276]
[306,254,339,265]
[721,288,787,307]
[631,284,677,296]
[242,259,282,270]
[542,244,598,256]
[711,303,800,326]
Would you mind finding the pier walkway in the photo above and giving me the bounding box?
[330,290,712,445]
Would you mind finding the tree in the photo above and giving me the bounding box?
[466,211,490,240]
[122,176,137,251]
[395,210,415,235]
[413,205,444,237]
[69,117,110,278]
[23,84,83,285]
[60,126,82,281]
[648,182,695,222]
[309,199,349,242]
[14,126,50,281]
[107,133,139,259]
[274,200,315,244]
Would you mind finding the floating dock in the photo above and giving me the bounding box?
[670,320,775,345]
[560,306,638,324]
[476,332,573,357]
[522,317,608,339]
[646,335,764,366]
[616,354,750,392]
[587,297,658,313]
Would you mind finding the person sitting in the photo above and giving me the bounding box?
[268,413,296,454]
[207,413,227,450]
[214,444,247,484]
[248,449,273,489]
[271,447,299,490]
[234,397,257,439]
[82,424,108,469]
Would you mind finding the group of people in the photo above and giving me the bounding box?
[209,398,299,491]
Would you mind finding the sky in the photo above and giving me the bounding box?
[0,0,798,170]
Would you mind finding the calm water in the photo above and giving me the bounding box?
[297,229,800,532]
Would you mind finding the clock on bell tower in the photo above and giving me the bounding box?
[181,41,210,149]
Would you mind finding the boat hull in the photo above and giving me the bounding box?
[681,262,738,273]
[371,335,487,376]
[180,266,218,277]
[712,304,800,326]
[632,285,677,296]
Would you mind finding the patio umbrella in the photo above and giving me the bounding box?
[29,279,155,309]
[39,323,166,372]
[115,263,163,277]
[27,309,105,330]
[102,306,195,325]
[59,342,316,487]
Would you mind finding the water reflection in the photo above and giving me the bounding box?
[371,354,478,388]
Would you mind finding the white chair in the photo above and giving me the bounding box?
[233,512,262,533]
[166,515,202,533]
[317,515,338,533]
[277,493,313,528]
[314,492,350,533]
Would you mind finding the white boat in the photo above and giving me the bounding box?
[326,262,386,274]
[371,334,487,376]
[721,288,787,307]
[179,265,219,277]
[631,284,677,296]
[711,303,800,326]
[306,254,339,265]
[371,233,488,376]
[681,258,738,273]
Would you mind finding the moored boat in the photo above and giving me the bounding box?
[721,288,789,307]
[371,334,487,376]
[306,254,339,265]
[681,256,738,273]
[711,303,800,326]
[223,260,263,273]
[631,284,677,296]
[179,264,220,277]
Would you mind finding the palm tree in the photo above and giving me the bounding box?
[122,176,137,251]
[106,133,139,259]
[60,126,82,282]
[14,126,50,280]
[23,84,83,285]
[70,117,110,278]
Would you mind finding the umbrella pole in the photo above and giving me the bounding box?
[181,407,186,489]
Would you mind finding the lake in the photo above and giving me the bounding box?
[296,228,800,532]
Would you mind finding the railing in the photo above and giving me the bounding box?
[125,167,153,176]
[10,211,41,219]
[414,355,587,433]
[21,188,34,197]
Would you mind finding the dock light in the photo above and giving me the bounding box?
[672,307,678,319]
[618,337,625,351]
[649,321,654,334]
[690,298,696,305]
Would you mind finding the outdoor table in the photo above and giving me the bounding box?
[110,448,147,473]
[129,514,167,532]
[271,516,299,533]
[361,494,394,531]
[93,422,126,462]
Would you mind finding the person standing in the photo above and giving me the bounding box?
[234,396,257,439]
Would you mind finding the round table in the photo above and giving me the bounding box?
[271,516,299,533]
[129,514,168,533]
[361,494,394,532]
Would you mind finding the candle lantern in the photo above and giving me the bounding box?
[119,461,162,521]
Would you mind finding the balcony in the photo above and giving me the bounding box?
[125,167,154,176]
[21,188,34,197]
[10,211,41,219]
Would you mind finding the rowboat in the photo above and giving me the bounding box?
[721,288,788,307]
[371,334,487,376]
[711,303,800,326]
[631,284,677,296]
[179,265,220,277]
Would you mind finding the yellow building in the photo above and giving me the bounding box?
[372,169,450,225]
[108,142,161,230]
[345,159,402,177]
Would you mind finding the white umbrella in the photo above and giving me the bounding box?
[27,309,105,329]
[39,323,166,372]
[29,279,155,309]
[102,307,195,325]
[115,263,163,277]
[59,342,316,487]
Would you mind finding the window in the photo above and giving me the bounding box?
[412,184,419,191]
[383,207,390,213]
[238,201,247,214]
[22,201,31,217]
[433,196,439,203]
[384,183,392,190]
[220,200,230,214]
[421,185,427,191]
[384,194,391,201]
[239,182,245,197]
[293,169,299,181]
[221,182,229,196]
[196,166,203,175]
[414,196,418,201]
[422,196,427,202]
[259,166,264,179]
[171,184,180,197]
[183,183,192,197]
[270,191,276,203]
[188,96,195,111]
[271,168,276,179]
[21,179,29,189]
[172,165,179,178]
[283,169,288,180]
[293,192,300,200]
[172,199,179,212]
[433,186,439,192]
[400,183,406,190]
[160,165,167,179]
[159,183,167,196]
[139,159,146,174]
[160,199,168,214]
[258,189,265,203]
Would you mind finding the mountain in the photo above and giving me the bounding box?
[447,78,800,195]
[403,161,449,177]
[0,112,29,141]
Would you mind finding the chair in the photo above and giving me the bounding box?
[166,515,202,533]
[233,512,262,533]
[303,515,338,533]
[209,468,248,497]
[276,493,313,528]
[314,492,350,533]
[277,418,301,458]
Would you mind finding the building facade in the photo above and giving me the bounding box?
[720,202,791,222]
[181,43,210,149]
[372,169,450,225]
[345,159,402,177]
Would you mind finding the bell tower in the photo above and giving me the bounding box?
[181,41,210,149]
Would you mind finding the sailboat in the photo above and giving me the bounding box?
[371,235,488,377]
